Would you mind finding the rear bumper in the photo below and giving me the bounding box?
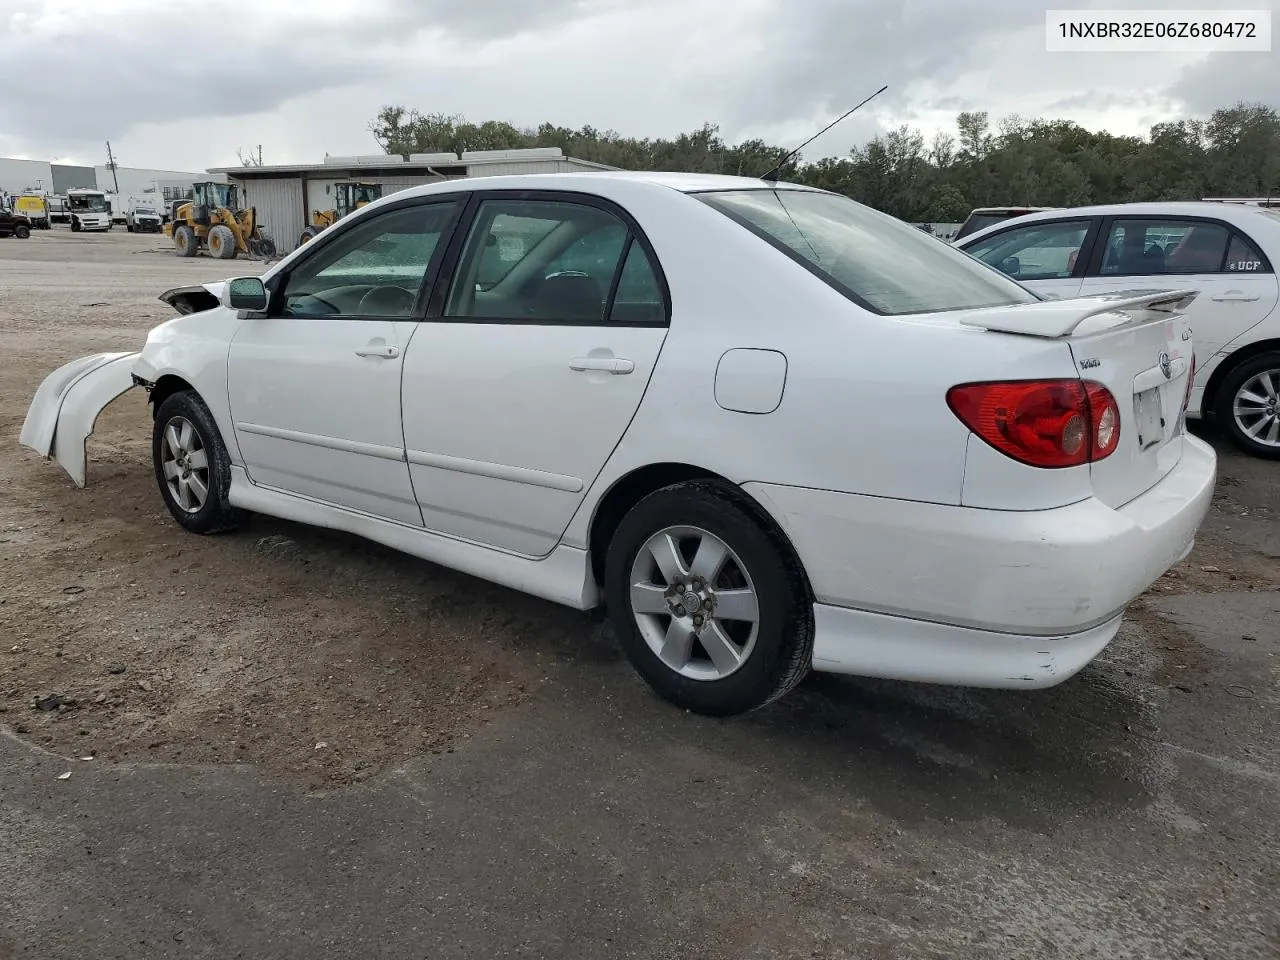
[809,604,1123,688]
[745,434,1215,680]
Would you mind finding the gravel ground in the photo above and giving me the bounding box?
[1,229,1277,959]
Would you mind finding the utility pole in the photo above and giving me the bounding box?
[257,144,263,165]
[105,141,120,193]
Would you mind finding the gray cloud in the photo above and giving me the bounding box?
[0,0,1277,171]
[1172,52,1280,116]
[0,0,596,148]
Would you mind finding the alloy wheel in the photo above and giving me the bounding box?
[159,416,211,513]
[1232,368,1280,449]
[628,525,761,681]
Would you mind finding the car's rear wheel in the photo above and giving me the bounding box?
[604,481,813,716]
[1215,351,1280,459]
[152,391,244,534]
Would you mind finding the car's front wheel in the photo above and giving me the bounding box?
[1215,351,1280,459]
[152,391,244,534]
[14,224,29,239]
[604,481,813,716]
[173,225,197,257]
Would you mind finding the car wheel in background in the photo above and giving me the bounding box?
[1215,351,1280,460]
[604,480,813,716]
[152,391,244,534]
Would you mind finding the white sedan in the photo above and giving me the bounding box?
[21,172,1215,716]
[955,202,1280,458]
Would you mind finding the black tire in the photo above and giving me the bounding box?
[604,480,813,716]
[14,225,29,239]
[174,225,198,257]
[70,217,81,233]
[1214,351,1280,459]
[151,391,244,534]
[208,224,237,260]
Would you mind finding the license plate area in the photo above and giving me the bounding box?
[1133,387,1166,449]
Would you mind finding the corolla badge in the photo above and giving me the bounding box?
[1159,351,1172,379]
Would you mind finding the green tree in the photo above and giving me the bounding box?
[366,102,1280,220]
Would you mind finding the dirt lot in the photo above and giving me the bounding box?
[2,228,1278,959]
[0,230,573,786]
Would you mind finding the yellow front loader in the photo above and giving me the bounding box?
[163,182,277,260]
[297,181,383,246]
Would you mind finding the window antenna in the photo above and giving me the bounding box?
[759,84,888,182]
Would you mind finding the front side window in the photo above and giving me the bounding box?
[697,189,1038,316]
[962,220,1091,281]
[280,201,459,319]
[1100,219,1231,276]
[445,199,642,323]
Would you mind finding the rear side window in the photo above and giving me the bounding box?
[1100,219,1236,276]
[698,189,1037,316]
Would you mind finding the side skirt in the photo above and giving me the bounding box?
[227,466,601,611]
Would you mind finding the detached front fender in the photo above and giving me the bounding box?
[19,351,143,488]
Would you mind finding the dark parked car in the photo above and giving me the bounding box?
[953,206,1058,241]
[0,210,33,239]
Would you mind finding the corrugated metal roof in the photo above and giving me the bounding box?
[210,152,617,177]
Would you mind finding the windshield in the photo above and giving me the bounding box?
[697,189,1037,316]
[69,194,107,212]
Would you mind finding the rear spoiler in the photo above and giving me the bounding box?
[959,289,1198,338]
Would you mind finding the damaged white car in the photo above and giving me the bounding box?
[20,172,1216,716]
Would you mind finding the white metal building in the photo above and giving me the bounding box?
[96,164,226,201]
[208,148,617,253]
[0,156,215,201]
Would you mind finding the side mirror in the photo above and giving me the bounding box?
[224,277,268,312]
[1000,256,1021,276]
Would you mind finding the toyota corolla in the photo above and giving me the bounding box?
[21,172,1216,716]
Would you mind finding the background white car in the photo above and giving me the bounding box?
[22,173,1215,716]
[956,202,1280,458]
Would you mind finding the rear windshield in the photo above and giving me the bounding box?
[960,213,1014,235]
[697,189,1036,316]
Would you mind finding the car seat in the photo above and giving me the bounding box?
[530,273,604,322]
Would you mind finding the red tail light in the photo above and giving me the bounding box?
[947,379,1121,468]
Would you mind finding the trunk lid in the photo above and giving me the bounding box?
[959,289,1197,508]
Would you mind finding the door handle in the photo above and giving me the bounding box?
[570,357,634,375]
[355,344,399,359]
[1211,291,1260,302]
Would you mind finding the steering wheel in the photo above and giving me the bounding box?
[356,285,417,316]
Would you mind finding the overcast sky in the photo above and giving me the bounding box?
[1,0,1276,173]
